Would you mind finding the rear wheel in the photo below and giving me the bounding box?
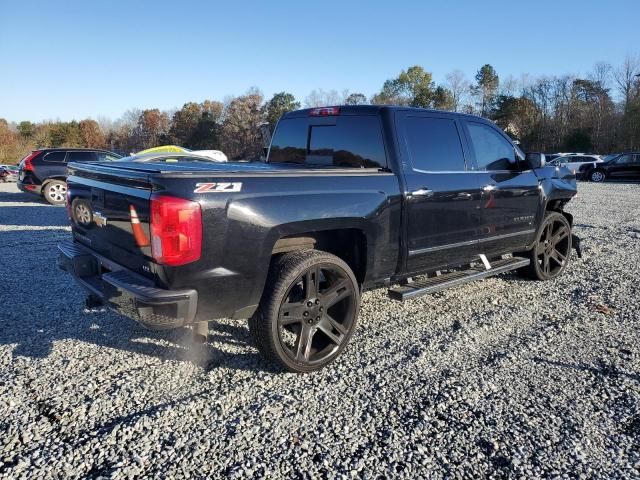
[590,170,606,182]
[249,250,360,373]
[72,199,92,225]
[43,180,67,205]
[519,212,572,281]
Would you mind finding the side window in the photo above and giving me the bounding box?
[67,151,97,162]
[307,117,387,168]
[616,154,633,165]
[42,151,67,163]
[268,118,307,164]
[634,155,640,164]
[466,122,516,171]
[402,116,466,171]
[269,116,387,168]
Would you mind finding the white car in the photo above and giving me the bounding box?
[550,154,603,176]
[191,150,228,162]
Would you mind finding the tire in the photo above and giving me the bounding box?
[518,211,572,281]
[590,170,606,182]
[43,180,67,205]
[72,199,93,225]
[249,250,360,373]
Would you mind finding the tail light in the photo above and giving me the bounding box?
[309,106,340,117]
[22,150,40,172]
[150,195,202,266]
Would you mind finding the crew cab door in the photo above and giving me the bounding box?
[396,112,484,274]
[461,120,540,254]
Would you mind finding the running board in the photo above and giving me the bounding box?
[388,257,530,301]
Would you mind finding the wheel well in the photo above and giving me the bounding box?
[41,177,66,189]
[545,200,573,226]
[272,229,367,283]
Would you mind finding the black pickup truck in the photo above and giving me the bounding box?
[58,105,580,372]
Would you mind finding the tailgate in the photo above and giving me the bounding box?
[66,163,155,278]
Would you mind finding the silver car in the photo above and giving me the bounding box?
[549,154,603,177]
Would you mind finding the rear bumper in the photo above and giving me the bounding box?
[17,181,42,194]
[57,240,198,330]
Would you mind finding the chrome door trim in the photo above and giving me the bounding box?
[408,229,536,257]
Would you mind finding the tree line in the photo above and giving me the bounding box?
[1,55,639,164]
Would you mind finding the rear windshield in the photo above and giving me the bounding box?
[268,116,387,168]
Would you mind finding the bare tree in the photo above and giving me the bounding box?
[589,62,612,89]
[444,69,469,112]
[304,89,345,108]
[500,74,519,97]
[614,54,640,111]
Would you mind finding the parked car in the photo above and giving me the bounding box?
[58,105,580,372]
[137,145,227,162]
[17,148,122,204]
[579,152,640,182]
[0,165,18,182]
[548,154,603,177]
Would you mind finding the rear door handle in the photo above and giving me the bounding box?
[411,188,434,197]
[483,184,497,191]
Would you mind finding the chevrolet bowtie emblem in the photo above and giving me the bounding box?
[94,212,108,227]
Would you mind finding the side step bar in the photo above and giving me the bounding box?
[388,257,530,301]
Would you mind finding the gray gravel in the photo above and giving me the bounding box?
[1,181,639,479]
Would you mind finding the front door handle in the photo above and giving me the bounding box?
[411,188,434,197]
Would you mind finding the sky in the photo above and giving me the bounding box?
[1,0,639,123]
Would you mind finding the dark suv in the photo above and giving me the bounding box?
[17,148,122,204]
[580,152,640,182]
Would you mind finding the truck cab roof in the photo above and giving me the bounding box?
[282,105,489,123]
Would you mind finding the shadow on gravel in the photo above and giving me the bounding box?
[533,357,640,382]
[0,383,224,475]
[0,224,274,373]
[0,206,68,227]
[0,190,48,204]
[4,311,274,373]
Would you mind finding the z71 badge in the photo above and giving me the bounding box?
[194,182,242,193]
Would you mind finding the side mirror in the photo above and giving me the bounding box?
[526,152,546,169]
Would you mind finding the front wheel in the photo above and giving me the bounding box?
[590,170,606,182]
[518,212,572,281]
[249,250,360,373]
[43,180,67,205]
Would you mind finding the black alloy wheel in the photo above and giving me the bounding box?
[249,250,360,372]
[519,211,572,280]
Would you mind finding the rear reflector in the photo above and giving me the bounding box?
[22,150,40,171]
[309,106,340,117]
[150,195,202,266]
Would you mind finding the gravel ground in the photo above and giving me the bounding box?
[1,181,639,479]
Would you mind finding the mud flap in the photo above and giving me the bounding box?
[572,234,582,258]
